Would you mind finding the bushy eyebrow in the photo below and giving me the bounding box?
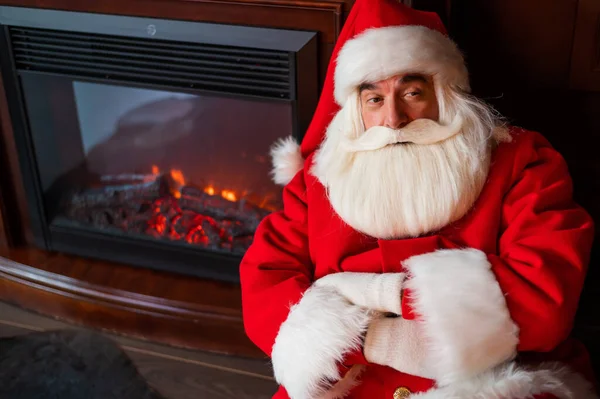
[358,82,377,93]
[358,74,428,94]
[399,74,427,84]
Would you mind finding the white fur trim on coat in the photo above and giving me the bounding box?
[413,361,598,399]
[270,136,304,185]
[404,248,519,385]
[334,25,469,105]
[271,285,371,399]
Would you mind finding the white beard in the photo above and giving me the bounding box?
[311,94,493,240]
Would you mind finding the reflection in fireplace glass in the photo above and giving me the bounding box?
[40,80,290,255]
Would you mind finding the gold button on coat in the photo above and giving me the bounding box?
[393,386,411,399]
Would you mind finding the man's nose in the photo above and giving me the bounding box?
[384,99,409,129]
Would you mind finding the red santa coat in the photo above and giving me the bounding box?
[240,128,596,399]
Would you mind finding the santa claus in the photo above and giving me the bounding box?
[240,0,597,398]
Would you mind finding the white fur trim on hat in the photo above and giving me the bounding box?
[270,136,304,186]
[404,248,519,385]
[334,25,469,105]
[271,285,371,399]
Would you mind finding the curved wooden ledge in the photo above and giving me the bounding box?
[0,247,263,358]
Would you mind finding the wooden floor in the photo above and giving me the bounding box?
[0,301,278,399]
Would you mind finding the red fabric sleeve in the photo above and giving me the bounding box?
[240,170,313,356]
[489,134,594,352]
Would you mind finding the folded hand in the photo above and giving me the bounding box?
[364,315,435,380]
[315,272,405,315]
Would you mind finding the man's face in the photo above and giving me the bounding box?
[359,74,439,131]
[312,74,493,239]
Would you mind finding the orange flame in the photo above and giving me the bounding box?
[204,185,215,196]
[221,190,237,202]
[148,166,272,208]
[169,169,186,199]
[170,169,186,186]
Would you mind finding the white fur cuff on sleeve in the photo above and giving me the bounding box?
[404,248,519,385]
[271,285,371,399]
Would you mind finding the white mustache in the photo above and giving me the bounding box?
[342,116,463,153]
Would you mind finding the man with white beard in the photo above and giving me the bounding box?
[240,0,597,398]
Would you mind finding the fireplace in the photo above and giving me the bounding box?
[0,6,318,281]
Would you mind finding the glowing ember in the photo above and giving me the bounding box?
[221,190,237,202]
[64,166,280,255]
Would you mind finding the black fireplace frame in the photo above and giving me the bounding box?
[0,6,318,282]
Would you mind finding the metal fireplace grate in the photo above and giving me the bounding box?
[8,26,292,99]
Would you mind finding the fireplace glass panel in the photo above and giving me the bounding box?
[21,73,290,256]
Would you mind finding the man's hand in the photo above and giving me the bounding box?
[363,315,435,380]
[315,272,405,315]
[314,273,436,380]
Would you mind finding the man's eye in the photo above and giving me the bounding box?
[406,91,421,97]
[367,97,382,104]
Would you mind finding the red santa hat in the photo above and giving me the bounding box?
[270,0,470,185]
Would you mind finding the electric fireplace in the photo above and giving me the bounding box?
[0,6,318,281]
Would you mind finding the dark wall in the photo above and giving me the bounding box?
[445,0,600,365]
